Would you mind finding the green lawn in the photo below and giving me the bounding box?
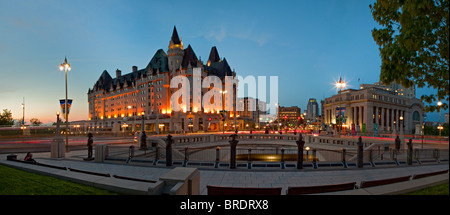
[405,182,449,195]
[0,164,118,195]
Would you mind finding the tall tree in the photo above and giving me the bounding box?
[370,0,449,112]
[0,109,14,126]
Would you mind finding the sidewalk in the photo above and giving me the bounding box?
[0,150,448,195]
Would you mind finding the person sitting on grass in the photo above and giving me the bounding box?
[24,152,36,164]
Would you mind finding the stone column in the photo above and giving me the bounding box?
[381,107,385,132]
[365,105,373,134]
[386,108,391,132]
[374,106,378,126]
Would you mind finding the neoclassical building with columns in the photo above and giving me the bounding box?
[323,82,424,135]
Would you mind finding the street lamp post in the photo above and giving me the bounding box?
[220,90,227,134]
[59,57,71,152]
[21,97,25,135]
[335,77,346,137]
[437,101,442,137]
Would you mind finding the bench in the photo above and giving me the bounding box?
[207,185,282,195]
[359,176,411,188]
[286,182,356,195]
[412,169,449,180]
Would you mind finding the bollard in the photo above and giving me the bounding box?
[153,146,159,165]
[214,147,220,168]
[183,146,189,167]
[229,133,239,169]
[140,131,147,150]
[129,145,135,158]
[281,148,285,169]
[341,148,347,168]
[127,145,135,163]
[395,135,401,153]
[357,136,364,168]
[165,134,174,167]
[414,149,421,164]
[296,133,305,169]
[407,138,413,165]
[248,148,252,169]
[312,149,317,169]
[392,149,400,166]
[369,150,375,167]
[433,149,440,163]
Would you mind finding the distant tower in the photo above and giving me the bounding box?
[167,26,184,73]
[307,98,319,122]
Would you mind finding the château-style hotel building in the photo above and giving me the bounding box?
[87,26,237,133]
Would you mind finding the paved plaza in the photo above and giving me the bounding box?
[1,149,448,195]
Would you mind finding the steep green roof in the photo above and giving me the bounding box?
[147,49,169,73]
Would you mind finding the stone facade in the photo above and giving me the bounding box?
[323,84,424,135]
[87,26,236,134]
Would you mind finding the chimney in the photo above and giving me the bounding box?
[132,66,138,73]
[116,69,121,78]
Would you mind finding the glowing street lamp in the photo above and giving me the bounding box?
[437,125,443,137]
[220,90,227,134]
[305,146,311,161]
[437,101,443,137]
[335,77,346,136]
[59,57,71,152]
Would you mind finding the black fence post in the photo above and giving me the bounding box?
[229,133,239,169]
[341,148,347,168]
[248,148,252,169]
[395,135,401,153]
[183,146,189,167]
[312,148,317,169]
[214,147,220,168]
[281,148,285,169]
[357,136,364,168]
[296,133,305,169]
[407,138,413,165]
[140,131,147,150]
[153,146,158,165]
[165,134,173,167]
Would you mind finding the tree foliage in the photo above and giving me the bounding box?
[30,118,42,126]
[0,109,14,126]
[370,0,449,112]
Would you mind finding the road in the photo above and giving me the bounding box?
[0,136,135,154]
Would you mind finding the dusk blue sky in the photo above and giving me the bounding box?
[0,0,446,123]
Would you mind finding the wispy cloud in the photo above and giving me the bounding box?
[202,24,271,46]
[205,25,227,42]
